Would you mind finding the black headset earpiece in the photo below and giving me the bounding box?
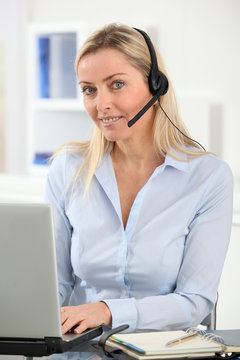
[133,27,169,96]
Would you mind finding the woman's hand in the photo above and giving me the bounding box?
[61,301,112,335]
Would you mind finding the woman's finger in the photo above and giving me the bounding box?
[73,319,89,334]
[62,315,81,334]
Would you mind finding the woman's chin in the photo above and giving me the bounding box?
[101,128,130,142]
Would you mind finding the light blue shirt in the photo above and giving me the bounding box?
[45,148,233,332]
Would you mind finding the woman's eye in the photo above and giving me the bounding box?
[82,87,95,95]
[112,81,124,89]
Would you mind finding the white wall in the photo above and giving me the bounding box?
[0,0,28,173]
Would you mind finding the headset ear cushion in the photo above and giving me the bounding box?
[149,70,169,96]
[158,71,169,96]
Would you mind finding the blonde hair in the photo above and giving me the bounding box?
[54,23,207,194]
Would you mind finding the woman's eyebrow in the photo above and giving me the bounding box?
[78,80,93,85]
[78,73,127,85]
[103,73,127,82]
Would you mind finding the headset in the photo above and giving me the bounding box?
[127,28,168,127]
[128,27,206,151]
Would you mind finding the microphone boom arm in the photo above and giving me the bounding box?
[127,89,161,127]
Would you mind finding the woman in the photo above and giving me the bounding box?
[45,23,233,336]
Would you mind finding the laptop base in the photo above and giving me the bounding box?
[0,326,103,357]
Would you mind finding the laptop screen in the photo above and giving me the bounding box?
[0,203,62,339]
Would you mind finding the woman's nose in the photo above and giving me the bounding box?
[96,90,112,112]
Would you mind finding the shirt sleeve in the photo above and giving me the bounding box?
[104,161,233,331]
[44,153,74,305]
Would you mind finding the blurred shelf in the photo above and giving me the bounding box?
[27,22,91,174]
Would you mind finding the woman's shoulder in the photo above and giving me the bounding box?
[170,146,232,176]
[48,143,87,180]
[191,151,231,169]
[52,142,88,162]
[189,152,233,184]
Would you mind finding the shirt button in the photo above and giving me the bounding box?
[119,268,123,275]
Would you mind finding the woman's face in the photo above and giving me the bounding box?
[77,48,155,142]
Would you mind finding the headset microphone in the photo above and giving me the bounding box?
[128,88,162,127]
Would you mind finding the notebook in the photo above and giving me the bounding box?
[0,203,103,357]
[105,328,227,359]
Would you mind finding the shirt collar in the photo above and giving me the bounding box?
[163,150,190,173]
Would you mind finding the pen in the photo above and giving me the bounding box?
[166,333,196,347]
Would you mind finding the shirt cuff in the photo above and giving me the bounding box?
[102,297,138,332]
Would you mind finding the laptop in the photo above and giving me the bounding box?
[0,203,103,357]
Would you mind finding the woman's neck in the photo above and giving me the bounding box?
[111,135,164,170]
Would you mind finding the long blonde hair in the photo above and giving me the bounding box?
[54,23,206,193]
